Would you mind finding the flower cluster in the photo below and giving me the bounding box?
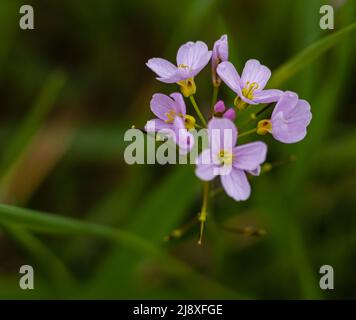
[145,35,312,243]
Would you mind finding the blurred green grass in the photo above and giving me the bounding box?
[0,0,355,299]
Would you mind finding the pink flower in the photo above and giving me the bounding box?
[195,118,267,201]
[213,100,236,121]
[146,41,212,97]
[211,35,228,86]
[257,91,312,143]
[217,59,283,109]
[145,92,195,153]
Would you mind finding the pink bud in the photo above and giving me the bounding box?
[214,100,226,113]
[223,108,236,121]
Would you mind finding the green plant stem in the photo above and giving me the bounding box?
[189,95,207,127]
[238,127,257,138]
[198,182,209,245]
[211,86,219,108]
[253,103,274,118]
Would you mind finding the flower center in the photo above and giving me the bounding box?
[184,115,196,130]
[177,77,196,97]
[178,63,189,70]
[218,150,234,165]
[164,111,196,130]
[242,81,259,100]
[164,110,178,124]
[257,119,272,135]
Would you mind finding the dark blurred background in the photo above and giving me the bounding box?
[0,0,355,299]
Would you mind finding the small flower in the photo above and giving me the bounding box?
[211,35,228,87]
[257,91,312,143]
[217,59,283,110]
[195,118,267,201]
[213,100,236,121]
[146,41,212,97]
[145,92,195,153]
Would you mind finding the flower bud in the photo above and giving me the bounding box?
[223,108,236,121]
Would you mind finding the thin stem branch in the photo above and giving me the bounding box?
[198,182,209,245]
[238,127,257,138]
[254,103,274,118]
[189,95,207,127]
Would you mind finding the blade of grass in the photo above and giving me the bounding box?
[0,70,67,184]
[269,22,356,88]
[1,223,75,295]
[0,70,70,293]
[0,203,242,299]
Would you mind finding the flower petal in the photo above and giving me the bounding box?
[233,142,267,171]
[217,61,243,95]
[208,117,238,153]
[212,35,229,70]
[145,119,171,132]
[146,58,179,83]
[253,89,283,104]
[170,92,186,115]
[216,35,228,61]
[195,149,216,181]
[270,91,312,143]
[172,117,194,153]
[241,59,271,90]
[177,41,209,68]
[220,169,251,201]
[271,91,299,118]
[271,99,312,144]
[247,166,261,176]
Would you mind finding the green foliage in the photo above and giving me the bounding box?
[0,0,355,299]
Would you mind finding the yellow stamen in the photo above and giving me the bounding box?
[218,150,234,165]
[178,64,189,69]
[184,114,196,130]
[242,81,259,100]
[164,110,177,124]
[257,119,272,135]
[178,77,196,97]
[234,96,247,111]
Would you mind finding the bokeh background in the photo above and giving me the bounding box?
[0,0,355,299]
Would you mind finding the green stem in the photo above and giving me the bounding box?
[198,182,209,245]
[189,95,207,127]
[211,86,219,109]
[252,103,274,119]
[238,127,257,138]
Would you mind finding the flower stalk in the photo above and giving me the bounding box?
[189,95,207,127]
[198,181,209,245]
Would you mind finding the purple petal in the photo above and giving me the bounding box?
[150,92,186,122]
[212,35,229,69]
[233,142,267,171]
[217,61,243,95]
[220,169,251,201]
[145,119,172,132]
[253,89,283,104]
[247,166,261,176]
[195,149,216,181]
[216,35,228,61]
[271,91,299,118]
[176,41,210,69]
[146,58,179,83]
[271,96,312,144]
[241,59,271,90]
[172,117,194,153]
[170,92,186,115]
[208,118,238,153]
